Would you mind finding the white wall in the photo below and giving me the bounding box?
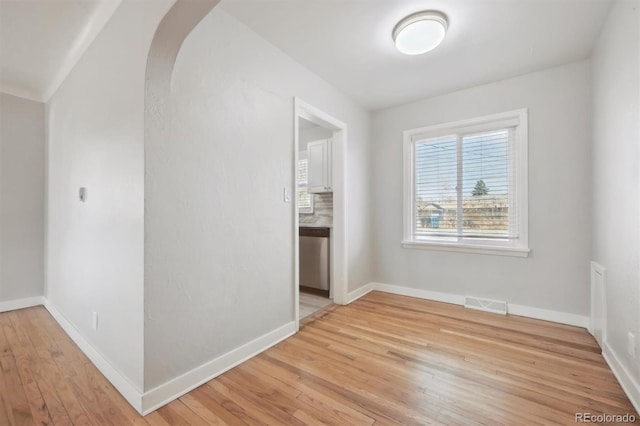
[46,0,173,392]
[144,8,372,389]
[591,0,640,385]
[371,61,592,316]
[0,93,45,303]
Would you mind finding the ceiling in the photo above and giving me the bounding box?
[299,116,319,130]
[220,0,612,110]
[0,0,611,107]
[0,0,121,102]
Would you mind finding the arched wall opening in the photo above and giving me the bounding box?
[46,0,374,417]
[143,0,223,413]
[144,1,298,404]
[141,0,373,414]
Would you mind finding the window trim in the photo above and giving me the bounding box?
[402,109,530,257]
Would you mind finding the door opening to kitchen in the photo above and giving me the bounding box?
[294,98,347,328]
[297,115,334,320]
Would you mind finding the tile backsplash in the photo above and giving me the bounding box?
[300,192,333,227]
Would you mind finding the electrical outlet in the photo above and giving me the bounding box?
[92,312,98,331]
[627,332,636,358]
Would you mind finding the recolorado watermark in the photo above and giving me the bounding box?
[575,413,636,423]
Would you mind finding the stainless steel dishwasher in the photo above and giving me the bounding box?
[299,227,330,296]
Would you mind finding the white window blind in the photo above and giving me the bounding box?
[403,109,529,256]
[298,153,313,214]
[414,130,515,240]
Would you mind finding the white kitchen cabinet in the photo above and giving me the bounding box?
[307,138,332,193]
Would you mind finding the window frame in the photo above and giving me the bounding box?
[402,109,530,257]
[298,150,314,214]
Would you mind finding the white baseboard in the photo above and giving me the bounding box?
[42,296,297,415]
[603,342,640,414]
[347,282,588,329]
[345,282,376,304]
[0,296,45,313]
[140,321,296,415]
[375,283,464,305]
[43,300,144,413]
[508,303,589,328]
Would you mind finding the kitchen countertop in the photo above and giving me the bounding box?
[299,226,330,237]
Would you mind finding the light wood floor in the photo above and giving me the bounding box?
[299,291,332,319]
[1,292,637,425]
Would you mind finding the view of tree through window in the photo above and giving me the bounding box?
[414,129,511,240]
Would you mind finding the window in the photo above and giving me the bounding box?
[403,109,529,257]
[298,151,314,214]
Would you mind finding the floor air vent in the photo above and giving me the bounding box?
[464,296,507,315]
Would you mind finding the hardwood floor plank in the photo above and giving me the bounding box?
[22,381,54,426]
[0,352,31,425]
[222,365,368,426]
[179,393,230,425]
[34,346,92,426]
[30,307,147,426]
[0,313,41,425]
[200,381,270,425]
[186,385,247,425]
[0,383,11,426]
[0,293,637,425]
[282,334,510,425]
[248,356,376,425]
[261,351,431,425]
[15,311,76,426]
[297,326,549,424]
[217,374,307,426]
[210,378,306,426]
[144,410,174,426]
[170,399,213,425]
[156,399,209,426]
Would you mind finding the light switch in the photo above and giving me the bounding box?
[283,187,291,203]
[79,187,87,202]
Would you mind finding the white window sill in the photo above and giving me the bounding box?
[401,240,531,258]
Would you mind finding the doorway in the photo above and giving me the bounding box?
[293,98,347,329]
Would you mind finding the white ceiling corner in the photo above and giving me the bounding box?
[41,0,123,102]
[0,0,123,103]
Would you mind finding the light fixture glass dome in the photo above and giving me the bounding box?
[393,11,448,55]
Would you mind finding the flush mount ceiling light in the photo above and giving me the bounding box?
[393,11,448,55]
